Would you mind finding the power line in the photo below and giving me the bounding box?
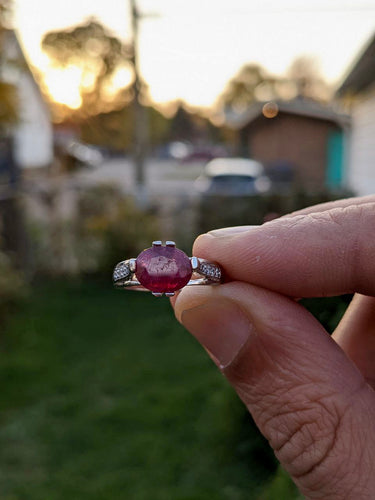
[160,4,375,17]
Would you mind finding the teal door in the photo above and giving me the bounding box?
[326,130,344,188]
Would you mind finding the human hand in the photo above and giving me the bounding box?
[172,195,375,499]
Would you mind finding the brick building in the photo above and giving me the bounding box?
[232,98,349,190]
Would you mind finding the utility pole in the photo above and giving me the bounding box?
[129,0,149,205]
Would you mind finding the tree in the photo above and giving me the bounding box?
[0,0,11,31]
[219,63,271,112]
[169,104,196,141]
[0,81,17,127]
[42,19,133,119]
[218,56,333,115]
[287,55,333,102]
[0,0,18,129]
[80,104,170,152]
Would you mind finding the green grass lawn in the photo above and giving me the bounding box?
[0,280,287,500]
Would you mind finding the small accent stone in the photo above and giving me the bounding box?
[199,262,221,281]
[136,245,192,293]
[113,263,131,281]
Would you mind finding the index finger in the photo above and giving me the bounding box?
[193,199,375,298]
[283,194,375,218]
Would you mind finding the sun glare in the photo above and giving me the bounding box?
[111,67,133,90]
[43,65,83,109]
[102,66,134,99]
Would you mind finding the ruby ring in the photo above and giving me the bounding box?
[113,241,222,297]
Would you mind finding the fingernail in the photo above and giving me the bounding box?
[181,298,253,368]
[208,225,257,237]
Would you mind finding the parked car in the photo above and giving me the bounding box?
[181,144,228,163]
[65,141,104,168]
[195,157,271,196]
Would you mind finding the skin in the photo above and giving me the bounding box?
[171,195,375,499]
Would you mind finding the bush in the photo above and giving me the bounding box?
[196,189,352,233]
[258,465,301,499]
[25,185,160,278]
[0,251,28,323]
[74,185,160,277]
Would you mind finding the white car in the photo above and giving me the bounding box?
[195,158,271,196]
[66,142,103,168]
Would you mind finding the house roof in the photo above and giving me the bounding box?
[227,98,349,130]
[3,29,51,115]
[337,32,375,96]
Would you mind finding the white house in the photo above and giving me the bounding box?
[2,30,53,170]
[337,33,375,195]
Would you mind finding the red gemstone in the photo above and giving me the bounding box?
[136,245,192,293]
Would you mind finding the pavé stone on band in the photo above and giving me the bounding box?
[113,241,222,297]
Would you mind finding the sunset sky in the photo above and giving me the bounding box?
[13,0,375,109]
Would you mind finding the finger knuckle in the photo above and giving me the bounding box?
[272,398,341,478]
[261,388,364,498]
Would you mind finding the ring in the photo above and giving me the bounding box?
[113,241,222,297]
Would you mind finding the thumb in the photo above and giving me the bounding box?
[174,283,375,499]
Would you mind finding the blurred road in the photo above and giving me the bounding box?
[74,158,206,197]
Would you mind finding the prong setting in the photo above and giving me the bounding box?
[152,292,163,297]
[190,256,199,270]
[165,241,176,247]
[129,258,137,273]
[152,241,162,247]
[165,292,175,297]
